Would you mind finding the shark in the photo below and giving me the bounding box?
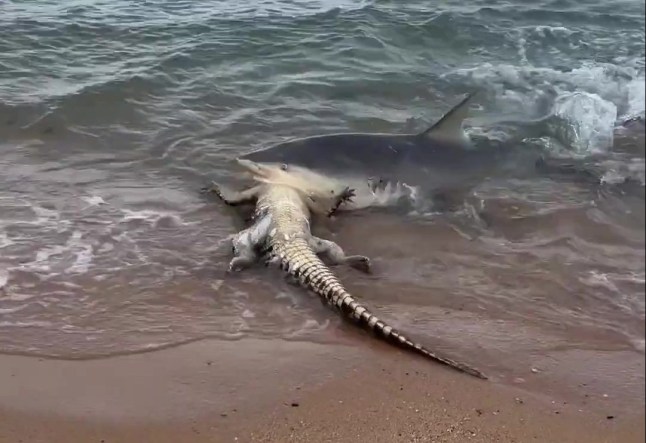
[238,93,543,210]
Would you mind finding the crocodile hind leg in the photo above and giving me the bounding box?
[228,230,258,272]
[310,236,371,273]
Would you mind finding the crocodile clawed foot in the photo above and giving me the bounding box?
[227,256,254,273]
[328,187,356,217]
[345,255,372,274]
[202,181,225,199]
[339,186,356,204]
[227,264,243,273]
[264,255,281,268]
[201,181,218,192]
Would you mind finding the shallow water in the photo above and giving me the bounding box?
[0,0,644,387]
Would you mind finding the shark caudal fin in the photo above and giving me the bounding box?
[418,91,478,145]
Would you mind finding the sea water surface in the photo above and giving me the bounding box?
[0,0,644,394]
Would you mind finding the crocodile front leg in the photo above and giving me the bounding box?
[327,186,356,217]
[310,236,371,273]
[202,181,261,206]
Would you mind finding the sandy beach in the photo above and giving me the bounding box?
[0,338,643,443]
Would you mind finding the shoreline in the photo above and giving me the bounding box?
[0,338,643,443]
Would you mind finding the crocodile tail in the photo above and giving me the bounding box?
[332,287,487,379]
[274,239,487,380]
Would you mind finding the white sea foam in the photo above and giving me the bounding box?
[121,209,175,222]
[81,195,107,207]
[285,318,331,338]
[65,231,94,274]
[14,203,73,232]
[580,271,619,293]
[241,309,256,319]
[0,268,7,290]
[210,0,370,18]
[0,320,52,328]
[445,62,644,118]
[531,25,576,38]
[3,292,36,302]
[0,231,14,249]
[14,230,95,276]
[631,338,645,353]
[0,305,28,314]
[31,205,60,222]
[551,91,617,154]
[625,77,646,118]
[97,242,114,253]
[445,61,644,154]
[599,158,645,186]
[119,208,191,228]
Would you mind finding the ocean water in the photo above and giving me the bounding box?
[0,0,643,385]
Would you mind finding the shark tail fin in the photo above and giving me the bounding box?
[419,91,478,144]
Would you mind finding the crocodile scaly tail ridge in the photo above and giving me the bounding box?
[271,238,487,380]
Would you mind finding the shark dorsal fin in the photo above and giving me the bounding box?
[419,92,477,145]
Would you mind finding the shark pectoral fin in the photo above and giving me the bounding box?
[419,91,478,145]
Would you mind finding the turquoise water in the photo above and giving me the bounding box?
[0,0,643,384]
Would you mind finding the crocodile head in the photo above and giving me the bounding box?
[235,158,350,215]
[235,158,279,179]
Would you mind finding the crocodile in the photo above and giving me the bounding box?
[204,158,488,379]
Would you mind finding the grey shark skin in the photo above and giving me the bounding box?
[205,160,488,380]
[240,94,645,207]
[240,93,536,201]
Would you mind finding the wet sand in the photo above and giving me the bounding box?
[1,339,643,443]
